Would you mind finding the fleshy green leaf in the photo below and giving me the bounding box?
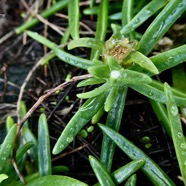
[0,124,17,172]
[53,94,105,154]
[68,0,80,39]
[68,38,104,51]
[89,156,115,186]
[26,175,88,186]
[130,51,159,74]
[164,83,186,185]
[0,174,8,183]
[38,113,52,176]
[77,78,106,87]
[77,82,110,99]
[99,124,175,186]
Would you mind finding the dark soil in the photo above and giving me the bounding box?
[0,1,185,186]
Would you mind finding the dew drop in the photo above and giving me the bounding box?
[1,157,6,161]
[180,143,186,150]
[65,57,70,62]
[170,105,178,116]
[177,132,183,139]
[167,56,174,63]
[6,144,11,149]
[182,151,186,156]
[66,137,73,143]
[148,92,153,96]
[178,2,183,7]
[184,161,186,166]
[146,10,152,15]
[87,40,93,46]
[60,144,64,149]
[135,18,140,24]
[122,72,127,78]
[70,128,75,133]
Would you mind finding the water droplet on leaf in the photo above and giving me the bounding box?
[177,132,183,139]
[180,143,186,150]
[66,137,73,143]
[170,105,178,116]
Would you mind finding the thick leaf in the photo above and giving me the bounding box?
[124,174,137,186]
[0,124,17,173]
[94,159,145,186]
[20,101,29,128]
[101,86,127,172]
[89,156,115,186]
[121,0,168,35]
[130,83,186,106]
[38,113,52,176]
[130,51,159,74]
[90,0,108,59]
[77,78,106,87]
[22,127,38,165]
[68,0,79,39]
[77,82,111,99]
[139,0,186,55]
[6,116,15,132]
[0,174,8,183]
[68,38,104,51]
[26,175,88,186]
[164,83,186,185]
[53,94,106,154]
[117,69,152,85]
[99,124,175,186]
[26,31,97,70]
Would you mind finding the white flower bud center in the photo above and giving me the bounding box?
[111,70,120,79]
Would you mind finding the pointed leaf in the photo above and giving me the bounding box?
[164,83,186,185]
[89,156,115,186]
[77,82,110,99]
[68,38,104,51]
[26,175,88,186]
[38,113,52,176]
[53,94,105,154]
[0,124,17,172]
[77,78,106,87]
[130,51,159,74]
[99,124,175,186]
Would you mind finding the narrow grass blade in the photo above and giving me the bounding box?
[68,38,104,51]
[22,127,38,165]
[121,0,168,35]
[164,83,186,185]
[68,0,80,39]
[0,124,17,173]
[99,124,175,186]
[90,0,108,60]
[139,0,186,55]
[16,0,68,34]
[26,175,88,186]
[38,113,52,176]
[124,174,137,186]
[52,94,105,154]
[89,156,115,186]
[101,86,127,172]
